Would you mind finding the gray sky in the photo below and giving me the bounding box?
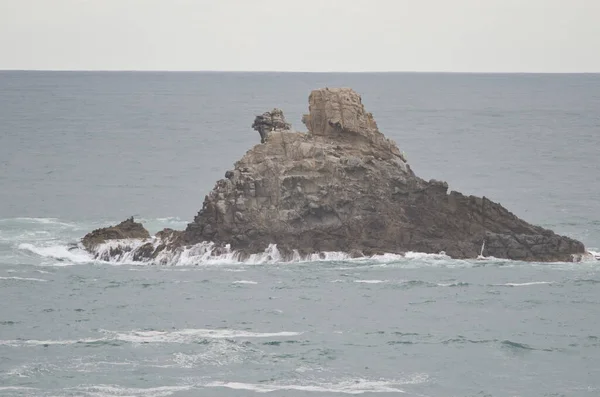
[1,0,598,72]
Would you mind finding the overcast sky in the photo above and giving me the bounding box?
[0,0,598,72]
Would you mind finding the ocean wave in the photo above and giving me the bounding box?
[0,328,302,348]
[170,340,249,367]
[138,216,189,226]
[205,376,428,394]
[436,282,470,287]
[0,384,191,397]
[572,279,600,285]
[491,281,554,287]
[0,387,39,391]
[232,280,258,284]
[0,337,105,347]
[20,234,598,268]
[18,243,91,264]
[35,376,429,397]
[404,251,451,260]
[68,385,193,397]
[0,217,77,227]
[0,230,53,243]
[19,237,453,267]
[348,279,470,288]
[88,239,468,267]
[3,359,138,379]
[105,328,302,343]
[500,339,554,352]
[0,276,47,282]
[384,334,557,352]
[354,279,388,284]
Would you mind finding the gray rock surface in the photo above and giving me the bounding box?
[82,217,151,260]
[82,217,149,251]
[82,88,587,263]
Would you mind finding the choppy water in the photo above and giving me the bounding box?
[1,72,599,396]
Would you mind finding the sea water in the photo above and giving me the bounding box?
[1,71,599,396]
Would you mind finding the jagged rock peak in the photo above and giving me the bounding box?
[300,87,404,162]
[251,108,291,143]
[302,87,379,137]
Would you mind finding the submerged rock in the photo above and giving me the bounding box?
[82,88,588,263]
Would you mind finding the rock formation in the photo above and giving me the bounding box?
[251,108,291,143]
[82,88,588,263]
[82,217,149,251]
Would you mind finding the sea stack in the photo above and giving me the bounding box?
[82,88,588,263]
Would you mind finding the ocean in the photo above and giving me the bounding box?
[0,71,599,396]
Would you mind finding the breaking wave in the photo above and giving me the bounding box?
[491,281,554,287]
[0,328,303,348]
[18,235,472,267]
[105,328,302,343]
[66,385,193,397]
[204,376,428,394]
[18,243,91,264]
[15,376,428,396]
[354,279,388,284]
[0,276,47,282]
[0,217,77,227]
[11,216,598,267]
[404,251,450,260]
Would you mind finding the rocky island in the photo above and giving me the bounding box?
[82,88,589,263]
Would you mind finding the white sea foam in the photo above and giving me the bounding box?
[0,328,301,347]
[295,364,325,373]
[369,253,405,261]
[18,243,91,264]
[354,279,388,284]
[493,281,554,287]
[154,217,184,222]
[0,230,53,243]
[436,282,469,287]
[232,280,258,284]
[89,239,446,266]
[204,376,428,394]
[0,387,39,391]
[171,340,248,367]
[0,337,104,347]
[0,276,47,282]
[69,384,193,397]
[4,358,142,378]
[303,251,353,261]
[23,233,584,268]
[0,217,77,227]
[105,328,302,343]
[405,251,450,260]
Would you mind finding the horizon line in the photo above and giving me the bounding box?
[1,69,599,75]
